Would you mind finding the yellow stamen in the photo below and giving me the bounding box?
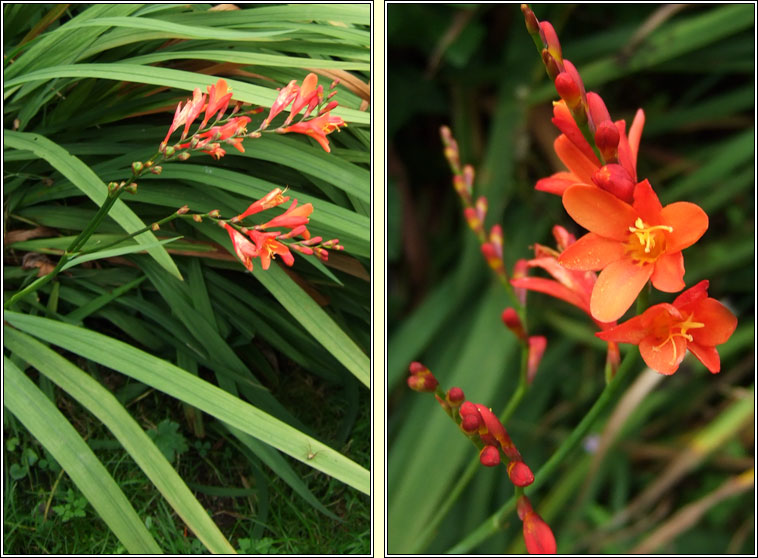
[652,313,705,364]
[628,218,673,254]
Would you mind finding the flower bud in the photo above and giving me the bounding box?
[551,225,575,252]
[124,182,138,194]
[446,387,464,407]
[539,21,562,64]
[512,259,529,306]
[150,166,163,175]
[521,4,540,35]
[208,209,220,218]
[541,49,560,81]
[594,120,620,163]
[481,243,504,275]
[177,151,191,161]
[164,145,176,158]
[527,336,547,385]
[479,445,501,467]
[407,373,438,392]
[502,308,527,342]
[131,161,144,174]
[151,223,160,231]
[192,214,203,222]
[463,207,482,235]
[507,461,535,487]
[591,163,635,204]
[176,205,190,215]
[554,72,581,110]
[586,91,611,133]
[460,413,481,433]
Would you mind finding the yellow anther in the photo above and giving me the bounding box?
[652,313,705,364]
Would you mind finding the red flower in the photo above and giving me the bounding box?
[559,180,708,322]
[263,79,300,128]
[248,230,294,270]
[278,111,347,153]
[222,222,258,271]
[596,280,737,375]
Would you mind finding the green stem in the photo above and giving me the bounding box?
[445,349,640,554]
[4,189,125,309]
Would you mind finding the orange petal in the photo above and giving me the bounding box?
[512,277,589,314]
[690,298,738,346]
[639,335,686,375]
[559,232,625,271]
[628,109,645,169]
[554,135,598,185]
[661,202,709,251]
[535,172,578,196]
[591,259,653,322]
[673,279,709,308]
[563,185,638,240]
[632,180,663,224]
[595,314,649,344]
[552,101,599,164]
[687,342,721,373]
[651,251,685,292]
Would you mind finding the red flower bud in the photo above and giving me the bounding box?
[591,163,635,204]
[407,373,438,392]
[521,4,540,35]
[539,21,562,64]
[479,445,501,467]
[409,362,428,375]
[460,413,481,433]
[518,496,556,554]
[541,49,560,81]
[527,335,547,385]
[586,91,611,132]
[594,120,620,162]
[507,461,535,487]
[502,308,527,342]
[446,387,465,406]
[554,72,581,109]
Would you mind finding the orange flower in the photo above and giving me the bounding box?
[233,188,290,222]
[162,87,206,145]
[259,199,313,231]
[222,222,258,271]
[199,78,233,129]
[284,72,322,125]
[263,79,300,129]
[248,230,294,270]
[536,100,645,203]
[559,180,708,323]
[278,112,346,153]
[596,280,737,375]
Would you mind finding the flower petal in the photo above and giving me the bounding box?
[559,232,625,271]
[591,259,653,322]
[595,314,649,344]
[650,251,685,292]
[552,101,599,164]
[535,172,578,196]
[632,179,663,224]
[640,335,686,375]
[563,185,638,240]
[661,202,709,252]
[687,342,721,373]
[511,277,589,314]
[554,135,598,185]
[673,279,709,308]
[690,298,738,346]
[628,109,645,171]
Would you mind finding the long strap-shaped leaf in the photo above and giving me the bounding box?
[3,357,162,554]
[3,130,182,280]
[252,264,371,388]
[4,327,237,554]
[4,312,370,495]
[3,65,369,125]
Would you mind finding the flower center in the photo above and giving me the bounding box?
[652,313,705,365]
[626,218,673,264]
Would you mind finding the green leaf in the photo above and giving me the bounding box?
[3,356,161,554]
[4,312,370,495]
[3,130,182,280]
